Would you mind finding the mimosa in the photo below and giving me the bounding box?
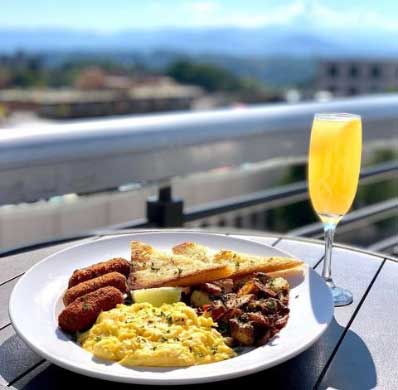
[308,113,362,306]
[309,115,362,222]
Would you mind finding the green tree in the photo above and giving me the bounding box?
[12,70,47,88]
[266,164,316,232]
[355,148,398,207]
[167,60,241,92]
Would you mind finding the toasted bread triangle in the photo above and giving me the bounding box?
[172,242,303,278]
[129,241,233,290]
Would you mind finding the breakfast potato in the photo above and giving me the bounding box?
[190,290,210,307]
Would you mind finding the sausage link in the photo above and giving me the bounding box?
[68,258,130,288]
[63,272,127,305]
[58,286,123,333]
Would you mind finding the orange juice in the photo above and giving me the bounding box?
[308,114,362,224]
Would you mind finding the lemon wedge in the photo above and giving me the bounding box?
[131,287,182,307]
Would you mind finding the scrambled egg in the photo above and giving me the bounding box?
[78,302,236,366]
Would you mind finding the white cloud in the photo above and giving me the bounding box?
[185,0,305,28]
[180,0,398,32]
[219,1,305,28]
[189,1,219,14]
[309,1,398,32]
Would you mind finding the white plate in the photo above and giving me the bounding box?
[9,231,333,385]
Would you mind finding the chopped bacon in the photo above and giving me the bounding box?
[190,272,290,347]
[213,278,234,293]
[196,282,222,296]
[222,293,254,309]
[256,285,278,298]
[274,314,289,329]
[207,302,227,321]
[223,307,243,321]
[247,312,270,327]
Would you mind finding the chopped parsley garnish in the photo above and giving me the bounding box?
[150,262,160,272]
[266,300,276,310]
[174,267,183,276]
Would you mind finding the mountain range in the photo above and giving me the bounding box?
[1,26,397,57]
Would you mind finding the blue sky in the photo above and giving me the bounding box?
[1,0,397,31]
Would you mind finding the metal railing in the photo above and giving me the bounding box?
[183,162,397,223]
[288,198,398,238]
[0,94,397,205]
[127,161,397,257]
[368,236,398,256]
[0,94,397,255]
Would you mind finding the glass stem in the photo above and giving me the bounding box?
[322,223,336,289]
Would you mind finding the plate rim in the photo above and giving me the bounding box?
[9,231,334,385]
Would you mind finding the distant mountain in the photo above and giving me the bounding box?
[131,52,317,88]
[1,26,396,89]
[0,26,397,57]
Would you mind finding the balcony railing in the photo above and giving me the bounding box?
[0,94,397,256]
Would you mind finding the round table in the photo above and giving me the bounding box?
[1,229,397,389]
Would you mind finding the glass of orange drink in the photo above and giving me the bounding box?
[308,113,362,306]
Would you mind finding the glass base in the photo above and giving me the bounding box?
[331,286,353,307]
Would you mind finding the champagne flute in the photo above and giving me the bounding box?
[308,113,362,306]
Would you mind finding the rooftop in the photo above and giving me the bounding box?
[0,82,203,105]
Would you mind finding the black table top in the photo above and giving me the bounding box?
[1,229,397,390]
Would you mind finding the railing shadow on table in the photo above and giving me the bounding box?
[317,323,378,390]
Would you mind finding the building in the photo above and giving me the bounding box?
[0,79,203,119]
[316,60,398,97]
